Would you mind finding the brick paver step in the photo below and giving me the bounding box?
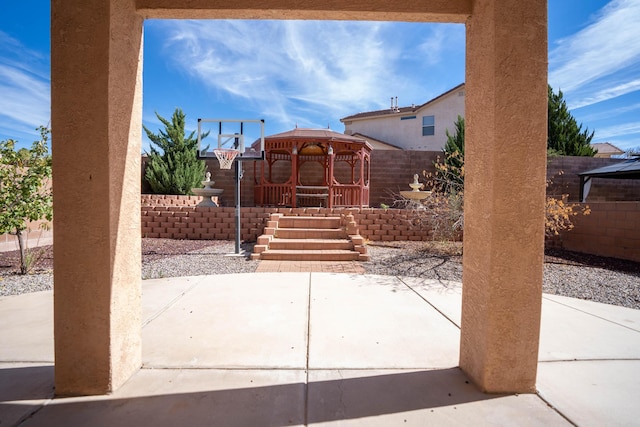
[278,216,342,229]
[275,228,347,239]
[259,249,360,261]
[268,238,354,250]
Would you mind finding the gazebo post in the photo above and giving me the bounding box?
[327,144,335,208]
[291,143,298,207]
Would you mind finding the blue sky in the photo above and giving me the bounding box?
[1,0,639,153]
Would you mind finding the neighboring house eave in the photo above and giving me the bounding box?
[351,132,403,150]
[340,82,465,122]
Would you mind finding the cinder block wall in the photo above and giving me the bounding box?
[547,156,640,202]
[144,154,640,206]
[553,202,640,262]
[369,151,440,206]
[141,200,434,242]
[142,152,442,208]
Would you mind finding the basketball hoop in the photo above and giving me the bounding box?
[213,148,239,169]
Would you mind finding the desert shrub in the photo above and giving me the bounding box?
[545,172,591,237]
[394,133,590,242]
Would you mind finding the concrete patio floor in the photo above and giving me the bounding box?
[1,272,639,426]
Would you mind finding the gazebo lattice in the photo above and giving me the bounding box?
[253,128,371,208]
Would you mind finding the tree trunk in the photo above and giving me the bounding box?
[16,229,27,275]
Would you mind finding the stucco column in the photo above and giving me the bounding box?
[51,0,143,395]
[460,0,547,393]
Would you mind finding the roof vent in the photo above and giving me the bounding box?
[390,96,400,112]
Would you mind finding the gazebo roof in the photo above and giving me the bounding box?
[265,128,371,147]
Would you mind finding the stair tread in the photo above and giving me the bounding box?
[281,216,341,219]
[263,249,358,254]
[270,238,351,243]
[276,227,342,231]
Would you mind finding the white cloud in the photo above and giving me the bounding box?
[416,26,447,65]
[594,121,640,140]
[579,101,640,122]
[0,31,50,142]
[549,0,640,94]
[570,78,640,109]
[151,20,457,130]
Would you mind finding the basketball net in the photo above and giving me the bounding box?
[213,148,239,170]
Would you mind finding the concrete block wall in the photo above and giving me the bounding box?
[143,154,640,207]
[547,156,640,202]
[553,201,640,262]
[141,196,435,242]
[143,152,442,208]
[369,150,440,207]
[141,206,266,242]
[0,221,53,253]
[141,194,203,207]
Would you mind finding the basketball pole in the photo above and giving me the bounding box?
[197,118,265,257]
[234,158,241,255]
[233,131,242,255]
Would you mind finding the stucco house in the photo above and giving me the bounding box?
[340,83,465,151]
[591,142,625,158]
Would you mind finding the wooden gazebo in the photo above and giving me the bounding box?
[253,128,372,208]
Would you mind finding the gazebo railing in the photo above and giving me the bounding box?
[332,184,369,207]
[256,183,369,207]
[255,183,292,206]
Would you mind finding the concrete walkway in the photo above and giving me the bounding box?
[1,272,639,426]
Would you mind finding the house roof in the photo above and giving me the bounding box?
[350,132,403,150]
[578,158,640,179]
[591,142,624,155]
[340,83,465,122]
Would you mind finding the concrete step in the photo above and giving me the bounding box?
[275,228,347,239]
[259,249,360,261]
[278,216,342,229]
[268,238,354,251]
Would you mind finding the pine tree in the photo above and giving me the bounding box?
[144,108,209,195]
[547,85,596,156]
[443,115,465,178]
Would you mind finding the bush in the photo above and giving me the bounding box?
[0,126,53,274]
[394,116,590,242]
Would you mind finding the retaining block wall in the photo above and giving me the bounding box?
[552,201,640,262]
[141,196,435,242]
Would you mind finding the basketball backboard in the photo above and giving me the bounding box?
[197,119,265,162]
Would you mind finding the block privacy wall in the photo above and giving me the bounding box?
[142,154,640,206]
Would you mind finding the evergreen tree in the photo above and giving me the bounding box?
[547,85,596,156]
[144,108,208,195]
[443,115,465,175]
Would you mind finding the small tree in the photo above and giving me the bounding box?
[548,85,597,156]
[0,127,53,274]
[144,108,208,195]
[442,115,465,190]
[397,115,590,241]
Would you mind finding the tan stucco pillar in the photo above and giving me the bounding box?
[51,0,143,395]
[460,0,547,393]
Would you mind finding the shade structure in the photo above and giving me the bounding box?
[578,157,640,201]
[253,128,372,208]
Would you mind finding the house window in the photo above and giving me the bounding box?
[422,116,435,136]
[401,115,416,120]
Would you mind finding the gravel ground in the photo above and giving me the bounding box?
[1,239,638,310]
